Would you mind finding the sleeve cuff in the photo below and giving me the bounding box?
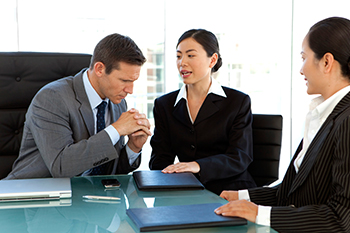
[104,126,140,166]
[104,125,120,145]
[126,144,141,165]
[238,189,251,201]
[255,205,271,226]
[239,190,271,227]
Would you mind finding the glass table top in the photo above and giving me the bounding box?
[0,175,277,233]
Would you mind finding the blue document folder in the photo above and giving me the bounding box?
[133,170,204,191]
[126,202,247,232]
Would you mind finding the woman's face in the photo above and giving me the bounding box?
[300,36,327,96]
[176,38,216,85]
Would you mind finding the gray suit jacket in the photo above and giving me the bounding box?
[5,69,140,179]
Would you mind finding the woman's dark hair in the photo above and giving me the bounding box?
[90,33,146,74]
[308,17,350,78]
[177,29,222,73]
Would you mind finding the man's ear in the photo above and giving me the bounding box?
[93,62,105,77]
[322,52,335,74]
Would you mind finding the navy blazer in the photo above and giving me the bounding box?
[149,86,256,195]
[248,91,350,233]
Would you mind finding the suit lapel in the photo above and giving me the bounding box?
[173,99,192,127]
[288,92,350,195]
[172,94,224,127]
[194,94,222,125]
[109,100,124,123]
[288,121,333,195]
[72,69,95,137]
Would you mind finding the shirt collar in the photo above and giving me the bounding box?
[174,77,227,106]
[311,85,350,120]
[82,70,109,109]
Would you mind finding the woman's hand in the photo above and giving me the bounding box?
[214,200,258,223]
[162,162,200,174]
[220,190,239,201]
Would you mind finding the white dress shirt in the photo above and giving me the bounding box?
[82,70,139,166]
[293,85,350,172]
[239,85,350,228]
[174,77,227,123]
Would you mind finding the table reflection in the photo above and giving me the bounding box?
[0,175,276,233]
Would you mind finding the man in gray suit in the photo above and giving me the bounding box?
[5,33,151,179]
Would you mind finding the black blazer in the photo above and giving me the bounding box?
[248,91,350,233]
[149,87,256,195]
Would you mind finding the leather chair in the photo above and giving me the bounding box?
[248,114,283,187]
[0,52,91,179]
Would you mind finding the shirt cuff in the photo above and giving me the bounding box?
[238,190,251,201]
[126,144,141,165]
[255,205,271,226]
[238,190,271,227]
[104,126,140,166]
[104,125,120,145]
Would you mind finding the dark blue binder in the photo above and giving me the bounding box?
[126,202,247,232]
[133,170,204,191]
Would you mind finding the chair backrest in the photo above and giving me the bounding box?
[248,114,283,187]
[0,52,91,179]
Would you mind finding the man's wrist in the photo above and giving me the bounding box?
[127,141,141,153]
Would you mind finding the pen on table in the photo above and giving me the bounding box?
[82,195,121,201]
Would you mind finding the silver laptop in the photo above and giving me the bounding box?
[0,198,72,209]
[0,178,71,202]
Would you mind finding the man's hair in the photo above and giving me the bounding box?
[89,33,146,74]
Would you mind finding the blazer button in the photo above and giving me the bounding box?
[191,145,195,150]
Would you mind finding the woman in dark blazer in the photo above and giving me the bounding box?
[149,29,256,195]
[215,17,350,233]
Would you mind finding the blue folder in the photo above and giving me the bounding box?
[132,170,204,191]
[126,202,247,232]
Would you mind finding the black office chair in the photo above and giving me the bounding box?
[0,52,91,179]
[248,114,283,187]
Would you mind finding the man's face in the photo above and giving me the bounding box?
[96,61,141,104]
